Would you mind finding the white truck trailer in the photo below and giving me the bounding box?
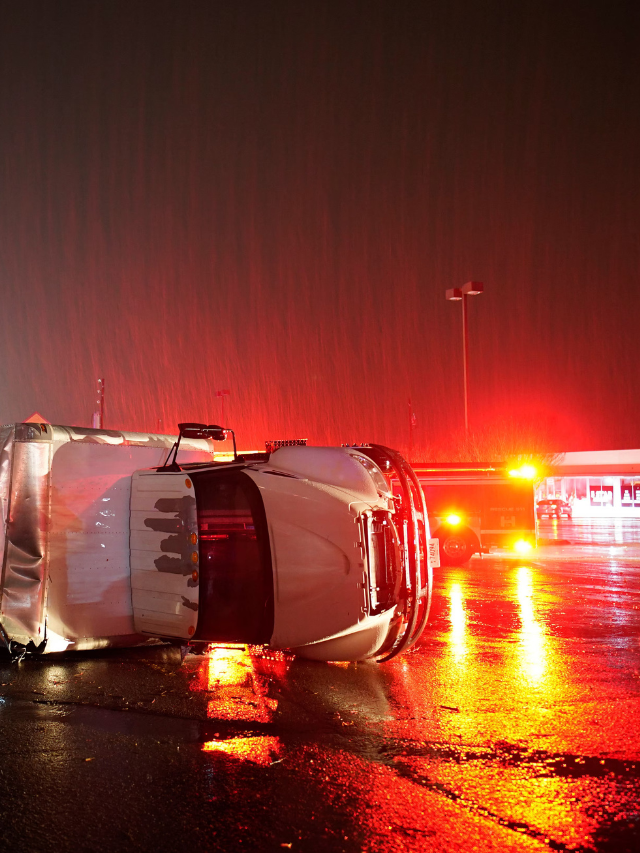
[0,422,433,662]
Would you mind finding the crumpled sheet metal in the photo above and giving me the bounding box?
[0,425,14,608]
[52,424,216,458]
[0,427,50,646]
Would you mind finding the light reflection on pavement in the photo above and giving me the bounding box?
[516,565,547,683]
[539,516,640,544]
[191,645,288,763]
[449,581,468,663]
[1,543,640,852]
[202,735,281,766]
[366,552,640,852]
[182,548,640,851]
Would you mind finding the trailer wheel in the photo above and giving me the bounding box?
[437,528,476,566]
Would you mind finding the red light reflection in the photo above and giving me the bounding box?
[202,736,281,766]
[449,581,467,663]
[190,645,291,761]
[516,566,547,683]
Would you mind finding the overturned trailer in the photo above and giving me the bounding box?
[0,422,434,662]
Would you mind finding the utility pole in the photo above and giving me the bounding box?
[408,398,416,459]
[445,282,484,432]
[216,389,230,425]
[92,378,105,429]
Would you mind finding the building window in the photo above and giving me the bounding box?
[574,478,587,501]
[589,478,614,507]
[621,478,640,506]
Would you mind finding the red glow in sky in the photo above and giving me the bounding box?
[0,1,638,455]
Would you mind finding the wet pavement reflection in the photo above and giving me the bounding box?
[195,646,287,764]
[539,516,640,545]
[1,543,640,851]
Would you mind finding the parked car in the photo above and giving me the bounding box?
[536,498,572,520]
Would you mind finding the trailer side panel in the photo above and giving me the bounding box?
[0,431,50,646]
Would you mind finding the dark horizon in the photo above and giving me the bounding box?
[1,0,639,455]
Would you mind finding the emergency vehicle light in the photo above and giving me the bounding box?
[514,539,533,554]
[509,464,537,480]
[446,513,461,526]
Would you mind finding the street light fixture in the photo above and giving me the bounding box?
[446,281,484,433]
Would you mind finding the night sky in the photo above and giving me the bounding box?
[1,0,639,456]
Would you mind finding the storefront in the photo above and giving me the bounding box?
[537,449,640,518]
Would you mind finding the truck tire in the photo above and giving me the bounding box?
[437,529,475,566]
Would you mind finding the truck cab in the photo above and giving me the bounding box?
[130,441,433,661]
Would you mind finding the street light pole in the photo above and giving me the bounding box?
[216,389,230,425]
[445,282,483,433]
[91,377,105,429]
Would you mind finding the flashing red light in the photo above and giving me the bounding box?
[509,465,537,480]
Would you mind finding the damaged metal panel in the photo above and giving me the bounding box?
[0,426,14,623]
[51,424,214,460]
[0,424,51,646]
[0,424,216,651]
[130,472,199,639]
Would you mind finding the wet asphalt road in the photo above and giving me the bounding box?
[1,527,639,852]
